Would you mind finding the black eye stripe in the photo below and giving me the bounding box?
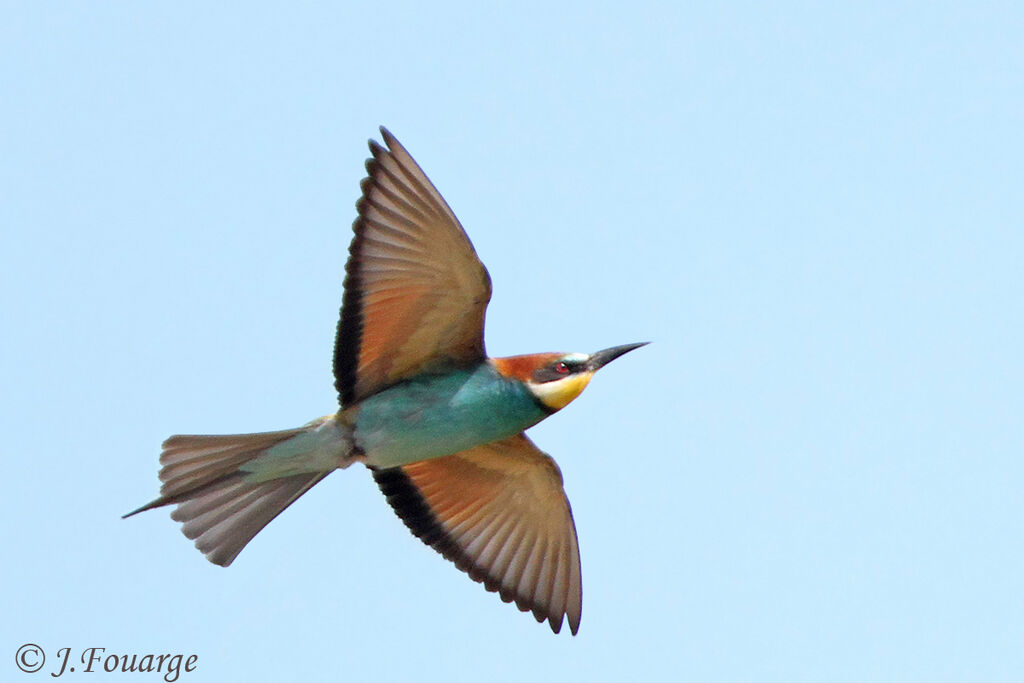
[531,359,586,384]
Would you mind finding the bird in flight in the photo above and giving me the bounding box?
[125,128,645,635]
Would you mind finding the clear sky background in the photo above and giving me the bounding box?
[2,3,1022,682]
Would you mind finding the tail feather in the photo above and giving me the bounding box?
[158,430,306,502]
[124,426,341,567]
[173,471,328,566]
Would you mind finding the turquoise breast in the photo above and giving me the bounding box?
[353,362,548,468]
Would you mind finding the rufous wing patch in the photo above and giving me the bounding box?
[373,433,582,635]
[334,128,492,406]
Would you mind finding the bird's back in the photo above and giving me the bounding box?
[351,362,548,469]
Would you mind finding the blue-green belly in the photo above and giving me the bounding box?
[353,363,548,468]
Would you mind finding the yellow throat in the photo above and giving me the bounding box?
[530,372,595,411]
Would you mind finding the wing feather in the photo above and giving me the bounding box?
[372,434,583,634]
[334,128,491,406]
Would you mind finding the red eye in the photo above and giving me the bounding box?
[555,362,569,374]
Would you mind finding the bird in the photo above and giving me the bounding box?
[125,127,646,635]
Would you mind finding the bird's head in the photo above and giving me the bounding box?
[492,342,649,412]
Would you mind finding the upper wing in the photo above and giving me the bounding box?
[334,128,492,406]
[373,434,583,635]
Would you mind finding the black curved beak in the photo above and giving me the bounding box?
[588,342,649,371]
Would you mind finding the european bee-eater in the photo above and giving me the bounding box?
[126,127,645,635]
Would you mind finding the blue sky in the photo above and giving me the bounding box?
[3,2,1022,681]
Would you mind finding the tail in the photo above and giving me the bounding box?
[124,418,351,567]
